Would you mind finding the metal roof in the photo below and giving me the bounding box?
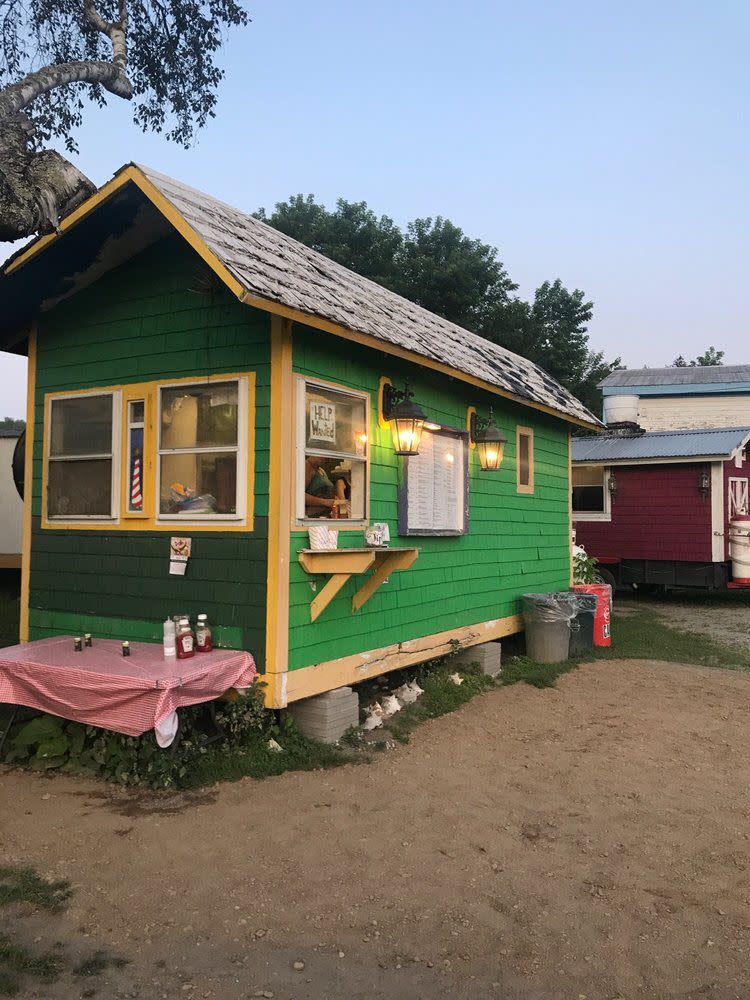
[599,365,750,389]
[0,427,22,439]
[572,426,750,463]
[1,164,600,429]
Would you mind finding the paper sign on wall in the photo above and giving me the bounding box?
[169,536,192,576]
[309,401,336,444]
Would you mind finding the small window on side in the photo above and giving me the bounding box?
[516,427,534,494]
[126,399,145,514]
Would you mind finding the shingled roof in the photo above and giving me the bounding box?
[2,163,600,428]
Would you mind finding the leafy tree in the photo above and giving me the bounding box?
[671,347,724,367]
[0,0,249,243]
[0,417,25,434]
[258,194,619,414]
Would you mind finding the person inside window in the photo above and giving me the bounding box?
[330,461,352,519]
[304,458,337,518]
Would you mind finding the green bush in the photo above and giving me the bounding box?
[1,684,276,789]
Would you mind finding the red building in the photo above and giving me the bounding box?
[572,425,750,590]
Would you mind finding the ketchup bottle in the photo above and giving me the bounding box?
[176,617,195,659]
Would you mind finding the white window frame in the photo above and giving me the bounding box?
[294,376,370,527]
[125,398,146,515]
[572,464,612,522]
[46,389,121,521]
[156,376,249,523]
[729,477,749,517]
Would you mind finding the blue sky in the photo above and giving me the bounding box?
[2,0,748,416]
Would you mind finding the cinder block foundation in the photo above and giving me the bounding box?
[451,641,502,678]
[287,686,360,743]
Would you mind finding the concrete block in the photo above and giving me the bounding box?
[451,641,502,678]
[288,686,359,743]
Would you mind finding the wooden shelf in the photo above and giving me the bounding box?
[298,547,419,622]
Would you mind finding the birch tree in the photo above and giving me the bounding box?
[0,1,248,243]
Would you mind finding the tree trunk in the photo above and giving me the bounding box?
[0,59,132,244]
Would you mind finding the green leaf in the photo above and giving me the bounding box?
[11,716,66,748]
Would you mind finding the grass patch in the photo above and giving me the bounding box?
[499,656,580,688]
[595,607,750,671]
[380,662,496,744]
[0,936,63,996]
[0,867,71,913]
[73,950,128,977]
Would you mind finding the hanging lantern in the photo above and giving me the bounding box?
[470,408,507,471]
[381,381,426,456]
[698,469,710,499]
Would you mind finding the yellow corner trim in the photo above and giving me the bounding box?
[265,317,294,676]
[19,325,37,643]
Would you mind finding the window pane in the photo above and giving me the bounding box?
[160,452,238,515]
[129,400,145,424]
[573,465,605,487]
[48,459,112,516]
[305,386,367,456]
[50,396,112,456]
[518,433,531,486]
[573,485,605,512]
[129,426,144,512]
[161,383,238,450]
[304,456,365,520]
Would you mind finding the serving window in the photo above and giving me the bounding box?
[47,392,120,519]
[43,375,253,530]
[295,379,369,523]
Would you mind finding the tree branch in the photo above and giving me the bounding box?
[0,59,133,116]
[84,0,128,70]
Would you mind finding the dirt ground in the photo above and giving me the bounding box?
[4,659,750,999]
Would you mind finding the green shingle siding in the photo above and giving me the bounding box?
[28,236,272,667]
[288,322,570,671]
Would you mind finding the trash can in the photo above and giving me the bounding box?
[572,583,612,647]
[569,592,598,656]
[522,593,578,664]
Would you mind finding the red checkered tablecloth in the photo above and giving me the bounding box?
[0,636,256,743]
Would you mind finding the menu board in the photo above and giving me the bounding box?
[401,431,467,535]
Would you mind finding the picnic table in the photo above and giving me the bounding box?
[0,636,256,747]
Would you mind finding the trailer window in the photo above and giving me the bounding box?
[572,465,611,520]
[296,379,369,523]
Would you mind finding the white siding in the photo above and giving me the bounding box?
[0,438,22,562]
[636,394,750,432]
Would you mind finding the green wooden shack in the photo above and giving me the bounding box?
[0,164,599,708]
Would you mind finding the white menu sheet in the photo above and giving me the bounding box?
[406,431,465,533]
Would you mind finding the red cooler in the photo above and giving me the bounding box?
[573,583,612,647]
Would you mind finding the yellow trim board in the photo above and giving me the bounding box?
[263,614,522,708]
[516,425,535,495]
[40,372,256,532]
[5,165,599,433]
[19,325,37,643]
[265,317,294,676]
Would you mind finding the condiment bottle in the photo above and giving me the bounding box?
[163,617,176,658]
[176,617,195,659]
[196,614,213,653]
